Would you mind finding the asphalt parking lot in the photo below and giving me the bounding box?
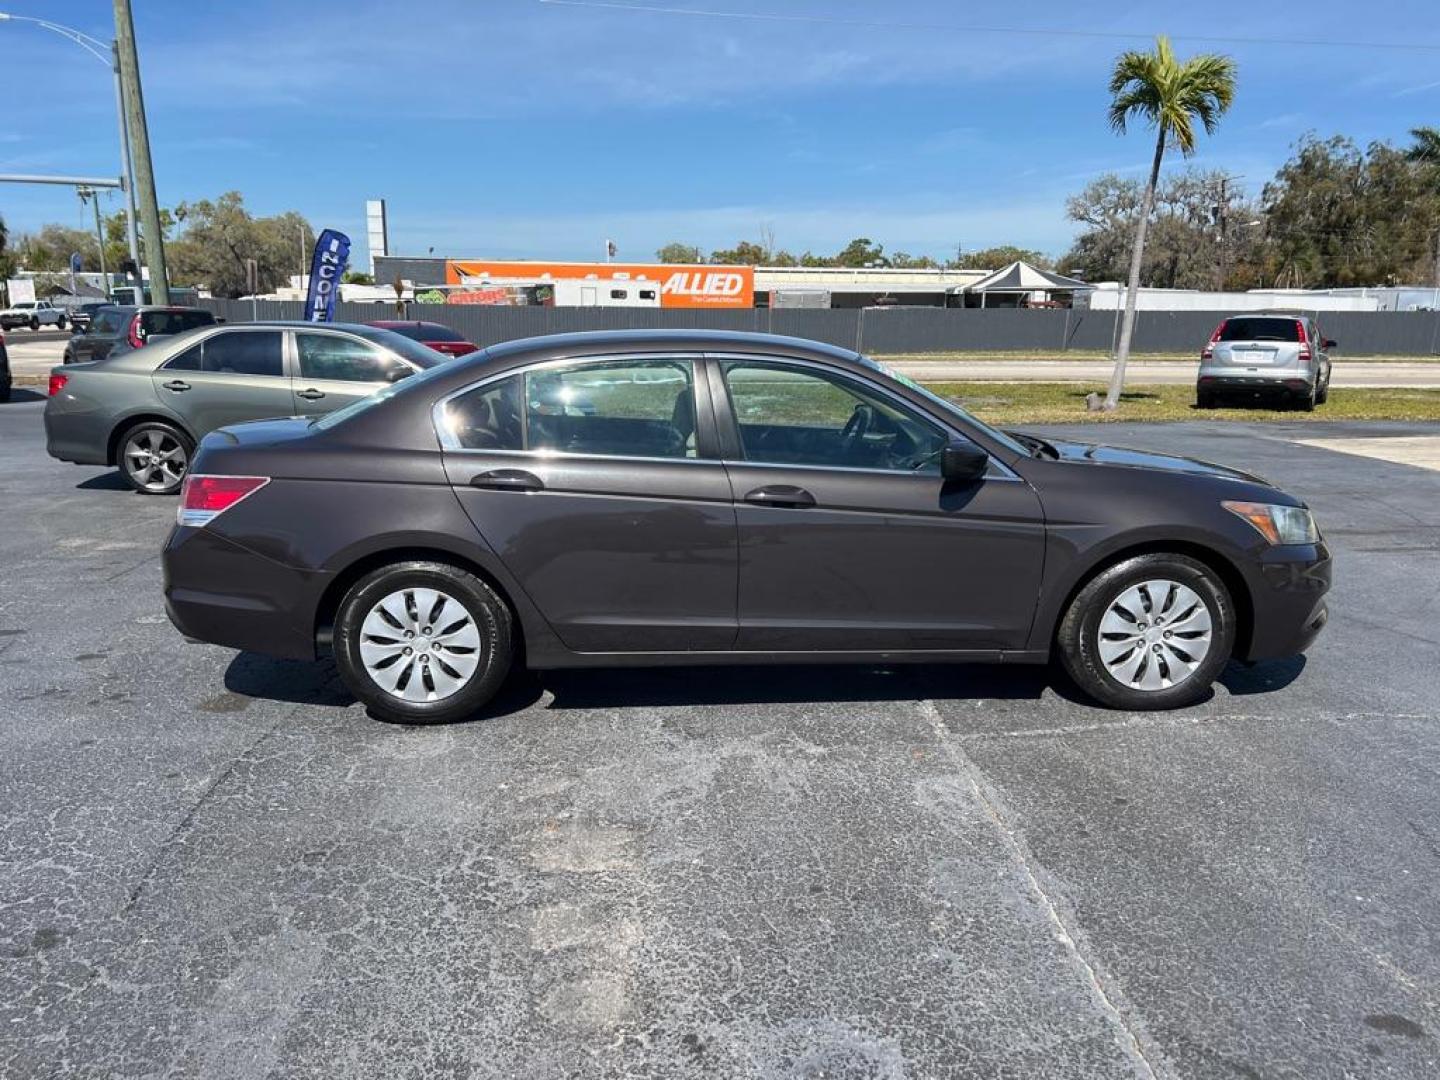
[3,394,1439,1079]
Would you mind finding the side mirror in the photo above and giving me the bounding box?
[941,440,989,482]
[1323,338,1337,349]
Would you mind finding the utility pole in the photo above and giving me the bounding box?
[1214,175,1230,292]
[113,0,169,304]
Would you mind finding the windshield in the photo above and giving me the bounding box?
[858,355,1030,457]
[1218,317,1300,342]
[310,359,460,431]
[348,325,447,368]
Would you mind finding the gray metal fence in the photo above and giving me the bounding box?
[197,299,1440,357]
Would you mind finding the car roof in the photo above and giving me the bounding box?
[480,328,861,364]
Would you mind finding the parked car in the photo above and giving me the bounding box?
[161,329,1332,721]
[366,320,478,357]
[45,321,448,494]
[1197,312,1334,410]
[63,305,218,365]
[1,299,66,331]
[65,302,110,334]
[0,330,10,403]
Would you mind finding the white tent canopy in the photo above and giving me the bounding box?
[962,260,1092,307]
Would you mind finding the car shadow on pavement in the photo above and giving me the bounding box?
[1219,655,1307,695]
[76,472,130,491]
[1,389,45,405]
[536,662,1074,710]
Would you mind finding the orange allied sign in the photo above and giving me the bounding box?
[446,260,754,309]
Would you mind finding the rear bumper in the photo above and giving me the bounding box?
[1198,371,1315,394]
[1241,540,1332,661]
[43,404,111,466]
[163,525,325,660]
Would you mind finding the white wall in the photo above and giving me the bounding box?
[1085,285,1380,312]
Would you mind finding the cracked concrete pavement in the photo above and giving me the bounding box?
[2,395,1439,1078]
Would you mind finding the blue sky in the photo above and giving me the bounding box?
[2,0,1438,267]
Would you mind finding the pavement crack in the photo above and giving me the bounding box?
[919,698,1177,1080]
[120,709,288,915]
[954,710,1440,742]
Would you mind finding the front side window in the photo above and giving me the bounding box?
[723,361,947,472]
[197,331,284,377]
[298,333,409,383]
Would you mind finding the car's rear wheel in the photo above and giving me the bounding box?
[1315,377,1329,405]
[334,561,513,724]
[117,421,192,495]
[1058,553,1235,710]
[1197,388,1217,409]
[29,317,39,331]
[55,316,66,331]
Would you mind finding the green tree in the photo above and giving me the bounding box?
[951,245,1053,272]
[342,270,375,285]
[831,237,888,268]
[1102,35,1236,410]
[709,240,769,265]
[1262,135,1439,288]
[656,242,705,263]
[167,192,314,297]
[1406,126,1440,284]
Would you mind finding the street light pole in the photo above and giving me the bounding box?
[0,13,141,272]
[112,0,169,304]
[77,186,110,299]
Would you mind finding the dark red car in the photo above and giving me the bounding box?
[366,320,477,357]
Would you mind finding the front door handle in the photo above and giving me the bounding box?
[470,469,544,492]
[296,387,325,401]
[161,379,190,392]
[743,484,815,509]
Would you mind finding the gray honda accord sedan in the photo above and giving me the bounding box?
[44,321,446,494]
[162,330,1331,717]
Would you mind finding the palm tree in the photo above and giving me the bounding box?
[1100,36,1237,410]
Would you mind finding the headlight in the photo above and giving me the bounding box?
[1222,501,1319,545]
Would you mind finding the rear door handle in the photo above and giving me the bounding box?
[162,379,190,392]
[470,469,544,492]
[296,388,325,400]
[743,484,815,509]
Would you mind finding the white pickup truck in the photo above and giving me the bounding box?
[0,300,68,331]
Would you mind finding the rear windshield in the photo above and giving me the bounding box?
[1218,317,1300,343]
[379,321,468,344]
[348,325,446,368]
[140,309,215,336]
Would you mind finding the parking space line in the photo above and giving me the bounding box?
[918,700,1174,1080]
[1290,436,1440,472]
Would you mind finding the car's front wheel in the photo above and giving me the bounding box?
[117,421,192,495]
[334,561,514,724]
[1058,553,1235,710]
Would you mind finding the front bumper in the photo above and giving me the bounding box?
[163,525,326,660]
[1240,540,1332,661]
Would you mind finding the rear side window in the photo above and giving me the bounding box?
[297,333,411,383]
[438,361,698,459]
[92,310,125,335]
[177,330,284,376]
[141,309,215,337]
[440,376,523,450]
[1217,318,1300,343]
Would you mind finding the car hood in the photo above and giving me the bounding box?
[1028,434,1273,486]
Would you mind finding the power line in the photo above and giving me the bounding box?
[535,0,1440,53]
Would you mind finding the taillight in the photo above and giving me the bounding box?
[48,373,69,397]
[1295,320,1311,362]
[127,314,144,349]
[177,474,270,526]
[1201,321,1224,359]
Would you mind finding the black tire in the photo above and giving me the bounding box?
[29,317,39,331]
[1197,390,1216,409]
[62,349,74,365]
[1315,378,1329,405]
[55,316,66,331]
[334,560,514,724]
[1057,553,1235,711]
[115,420,192,495]
[1297,385,1316,412]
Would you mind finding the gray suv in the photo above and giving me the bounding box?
[1196,313,1334,410]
